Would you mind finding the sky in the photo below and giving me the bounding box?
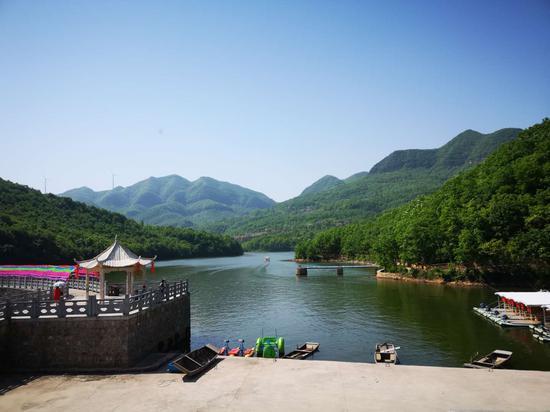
[0,1,549,202]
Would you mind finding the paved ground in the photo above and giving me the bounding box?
[1,357,549,412]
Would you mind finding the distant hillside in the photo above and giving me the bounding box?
[296,120,550,285]
[0,178,243,264]
[61,175,275,228]
[215,128,521,251]
[370,129,517,174]
[300,175,343,196]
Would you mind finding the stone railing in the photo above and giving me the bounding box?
[0,275,67,295]
[67,277,100,293]
[0,275,101,295]
[0,280,188,321]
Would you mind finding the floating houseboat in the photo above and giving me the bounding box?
[474,291,550,329]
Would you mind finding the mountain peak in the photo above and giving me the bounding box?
[369,128,520,174]
[60,174,275,228]
[300,175,343,196]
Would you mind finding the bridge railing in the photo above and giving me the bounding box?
[0,280,188,321]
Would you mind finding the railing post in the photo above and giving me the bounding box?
[138,293,144,312]
[58,297,66,318]
[5,299,11,321]
[30,298,39,319]
[123,295,130,316]
[87,295,98,317]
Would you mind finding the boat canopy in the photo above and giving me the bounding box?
[495,291,550,307]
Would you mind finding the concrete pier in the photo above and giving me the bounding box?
[1,357,549,411]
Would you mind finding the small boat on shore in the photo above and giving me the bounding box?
[283,342,320,360]
[167,344,218,376]
[463,349,512,369]
[374,343,399,364]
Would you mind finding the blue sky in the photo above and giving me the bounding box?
[1,0,549,201]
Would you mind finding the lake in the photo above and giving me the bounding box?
[151,252,550,370]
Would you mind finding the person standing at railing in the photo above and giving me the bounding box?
[53,286,61,303]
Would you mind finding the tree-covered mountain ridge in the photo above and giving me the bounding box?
[61,175,275,228]
[295,119,550,286]
[0,178,243,264]
[215,127,520,251]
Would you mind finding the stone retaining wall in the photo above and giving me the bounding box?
[0,293,190,371]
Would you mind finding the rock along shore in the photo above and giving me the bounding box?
[376,270,484,287]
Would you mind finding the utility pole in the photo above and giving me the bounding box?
[43,177,47,194]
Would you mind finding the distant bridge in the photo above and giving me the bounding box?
[295,264,377,276]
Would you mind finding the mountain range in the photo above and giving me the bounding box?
[215,128,521,250]
[0,178,243,264]
[61,175,275,227]
[60,127,521,251]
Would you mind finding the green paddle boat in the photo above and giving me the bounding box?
[255,336,285,358]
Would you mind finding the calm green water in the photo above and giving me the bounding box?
[148,252,550,370]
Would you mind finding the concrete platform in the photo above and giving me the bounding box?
[1,357,549,412]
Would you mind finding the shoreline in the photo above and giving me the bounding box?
[290,257,485,287]
[2,357,549,411]
[376,270,485,287]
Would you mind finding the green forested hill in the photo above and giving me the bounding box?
[0,179,243,264]
[216,127,520,251]
[61,175,275,228]
[296,120,550,285]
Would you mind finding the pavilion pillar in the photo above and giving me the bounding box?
[85,269,89,296]
[126,270,131,296]
[99,267,105,300]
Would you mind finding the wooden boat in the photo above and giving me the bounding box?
[167,344,218,376]
[463,349,512,369]
[374,343,399,364]
[283,342,320,360]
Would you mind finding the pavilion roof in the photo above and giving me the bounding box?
[77,238,156,270]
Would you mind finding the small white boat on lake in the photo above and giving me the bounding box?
[374,342,399,364]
